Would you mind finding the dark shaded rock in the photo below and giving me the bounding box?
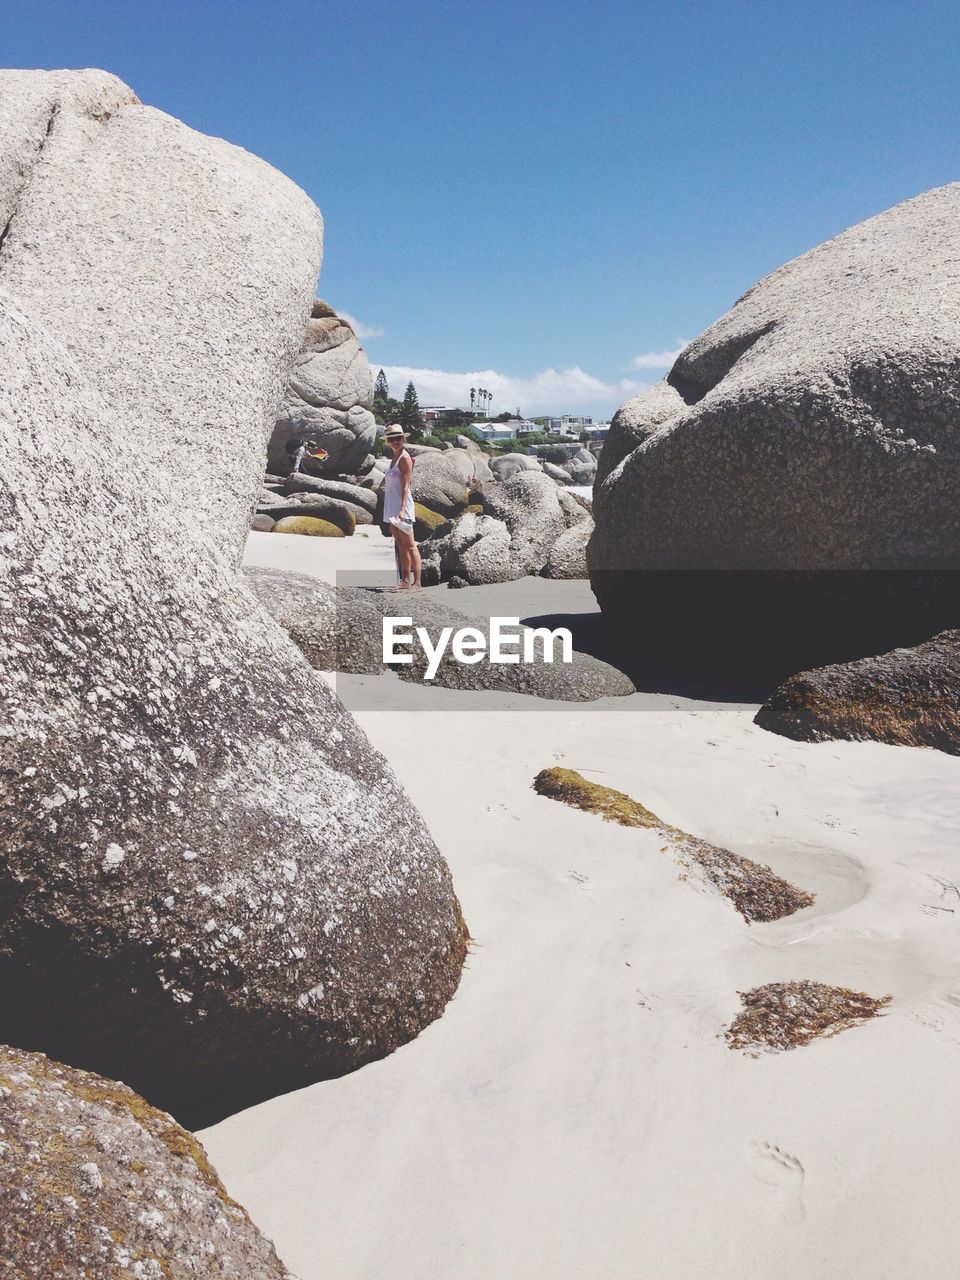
[413,502,452,542]
[590,184,960,684]
[755,628,960,753]
[0,1045,294,1280]
[0,70,466,1128]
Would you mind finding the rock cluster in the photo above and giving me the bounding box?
[590,184,960,682]
[0,1045,294,1280]
[0,67,466,1132]
[422,471,594,583]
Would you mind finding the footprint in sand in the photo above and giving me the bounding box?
[750,1141,805,1223]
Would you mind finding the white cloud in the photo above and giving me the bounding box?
[338,311,384,341]
[630,345,686,370]
[379,364,647,417]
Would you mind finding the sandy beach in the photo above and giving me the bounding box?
[198,532,960,1279]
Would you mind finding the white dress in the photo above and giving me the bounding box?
[383,451,415,525]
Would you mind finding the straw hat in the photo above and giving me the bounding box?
[383,424,406,440]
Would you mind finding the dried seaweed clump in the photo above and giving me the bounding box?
[532,767,814,923]
[724,980,891,1054]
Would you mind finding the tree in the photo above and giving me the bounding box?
[399,381,425,436]
[373,369,393,425]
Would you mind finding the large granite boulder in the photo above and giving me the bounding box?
[0,68,466,1127]
[755,629,960,754]
[590,184,960,683]
[0,1045,293,1280]
[256,493,362,533]
[267,299,377,476]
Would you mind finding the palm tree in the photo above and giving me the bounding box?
[470,387,476,409]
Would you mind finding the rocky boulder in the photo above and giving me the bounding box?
[755,628,960,754]
[590,184,960,683]
[490,452,540,481]
[0,1045,294,1280]
[410,447,491,517]
[247,571,634,701]
[542,519,592,579]
[282,473,379,514]
[256,495,360,533]
[0,68,466,1127]
[484,470,569,574]
[268,299,377,476]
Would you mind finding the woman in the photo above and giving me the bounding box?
[382,424,421,590]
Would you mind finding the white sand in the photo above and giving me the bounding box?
[203,532,960,1279]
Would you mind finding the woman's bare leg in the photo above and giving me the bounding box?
[391,527,409,587]
[394,527,420,588]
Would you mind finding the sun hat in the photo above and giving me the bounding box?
[384,423,406,440]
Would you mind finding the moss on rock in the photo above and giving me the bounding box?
[272,515,345,537]
[533,767,814,922]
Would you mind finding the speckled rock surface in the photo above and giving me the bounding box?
[590,184,960,681]
[0,1045,294,1280]
[0,68,318,563]
[0,69,466,1127]
[243,567,383,673]
[268,300,377,477]
[542,518,592,579]
[246,570,634,701]
[421,511,515,585]
[484,471,571,576]
[755,628,960,754]
[256,494,360,533]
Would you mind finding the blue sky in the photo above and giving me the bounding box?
[5,0,960,415]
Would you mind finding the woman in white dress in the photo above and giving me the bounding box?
[382,424,421,590]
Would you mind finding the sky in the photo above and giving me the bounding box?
[5,0,960,416]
